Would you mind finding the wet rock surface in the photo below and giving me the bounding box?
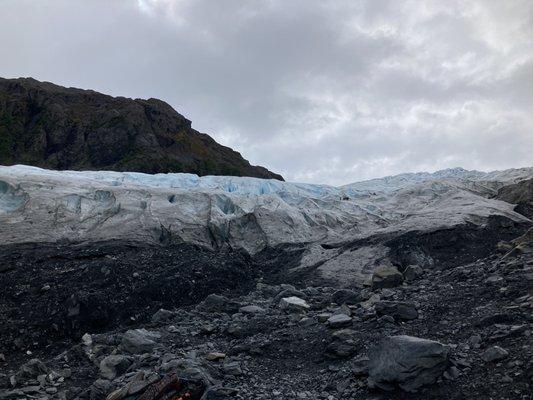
[0,229,532,399]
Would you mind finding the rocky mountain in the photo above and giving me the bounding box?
[0,165,532,399]
[0,77,283,180]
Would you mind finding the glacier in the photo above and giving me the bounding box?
[0,165,533,284]
[0,164,531,282]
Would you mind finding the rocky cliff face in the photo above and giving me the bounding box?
[0,77,283,180]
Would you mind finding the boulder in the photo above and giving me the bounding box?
[151,309,176,323]
[325,329,358,358]
[99,355,132,380]
[372,266,404,289]
[331,289,361,305]
[481,346,509,362]
[121,329,161,354]
[374,301,418,320]
[368,335,450,392]
[279,296,310,313]
[197,294,240,314]
[403,265,424,282]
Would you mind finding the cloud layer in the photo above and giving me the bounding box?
[1,0,532,184]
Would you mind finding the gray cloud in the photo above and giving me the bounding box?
[1,0,532,184]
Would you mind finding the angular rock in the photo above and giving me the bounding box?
[238,305,266,314]
[327,314,352,328]
[331,289,361,305]
[368,335,450,392]
[121,329,161,354]
[274,288,306,303]
[206,352,226,361]
[223,362,242,376]
[374,301,418,320]
[99,355,132,380]
[372,266,404,289]
[279,296,310,313]
[317,313,332,323]
[151,309,176,323]
[325,329,358,358]
[197,294,240,314]
[403,265,424,282]
[481,346,509,362]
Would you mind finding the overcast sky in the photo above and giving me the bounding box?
[1,0,532,184]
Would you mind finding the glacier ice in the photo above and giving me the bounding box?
[0,164,531,255]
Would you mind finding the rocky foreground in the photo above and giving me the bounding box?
[0,227,532,399]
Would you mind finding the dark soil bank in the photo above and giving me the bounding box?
[0,242,257,354]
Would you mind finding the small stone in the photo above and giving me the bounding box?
[443,366,460,380]
[239,305,266,314]
[206,352,226,361]
[81,333,92,347]
[41,284,51,291]
[279,296,310,313]
[223,362,242,376]
[317,313,332,323]
[327,314,352,328]
[485,275,504,285]
[468,334,482,348]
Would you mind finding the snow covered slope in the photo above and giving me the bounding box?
[0,165,531,254]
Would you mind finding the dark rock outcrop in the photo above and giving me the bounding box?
[496,178,533,219]
[0,77,283,180]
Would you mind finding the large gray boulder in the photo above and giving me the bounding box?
[99,355,132,380]
[368,335,450,392]
[121,329,161,354]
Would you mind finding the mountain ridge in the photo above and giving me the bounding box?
[0,77,283,180]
